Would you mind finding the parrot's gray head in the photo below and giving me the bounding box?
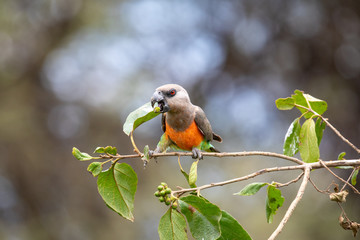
[151,84,191,113]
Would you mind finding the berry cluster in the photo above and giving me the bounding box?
[154,182,178,209]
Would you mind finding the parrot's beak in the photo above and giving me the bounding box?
[151,91,170,113]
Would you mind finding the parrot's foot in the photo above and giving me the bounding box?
[149,149,158,163]
[192,148,203,160]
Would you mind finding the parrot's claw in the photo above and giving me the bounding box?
[149,150,158,163]
[192,148,203,160]
[149,150,154,158]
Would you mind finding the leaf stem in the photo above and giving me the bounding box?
[130,131,142,156]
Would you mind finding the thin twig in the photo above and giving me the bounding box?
[172,165,303,195]
[340,168,357,192]
[309,177,329,194]
[172,160,360,195]
[319,160,360,194]
[294,104,360,154]
[337,202,350,222]
[276,172,304,188]
[309,178,339,195]
[268,166,311,240]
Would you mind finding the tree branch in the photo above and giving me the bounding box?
[172,160,360,195]
[319,160,360,194]
[268,166,311,240]
[276,172,304,188]
[111,151,304,165]
[294,104,360,154]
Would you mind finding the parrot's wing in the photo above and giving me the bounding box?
[194,106,215,142]
[194,106,222,143]
[161,113,166,132]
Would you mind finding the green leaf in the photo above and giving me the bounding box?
[315,117,326,146]
[123,102,160,136]
[94,146,117,155]
[352,169,359,186]
[283,118,301,156]
[217,210,252,240]
[336,166,353,169]
[234,182,268,196]
[291,90,309,115]
[266,185,284,224]
[338,152,346,160]
[305,93,327,116]
[299,119,320,163]
[275,97,295,110]
[97,163,138,221]
[72,147,93,161]
[104,146,117,155]
[94,147,105,153]
[180,169,190,184]
[179,196,221,240]
[142,145,150,163]
[291,90,327,118]
[178,159,196,188]
[189,160,199,188]
[87,162,102,177]
[158,208,188,240]
[335,153,350,169]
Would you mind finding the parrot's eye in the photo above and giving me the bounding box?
[168,89,176,97]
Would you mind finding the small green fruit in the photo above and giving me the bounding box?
[160,190,166,196]
[154,106,161,113]
[161,182,167,187]
[165,189,171,194]
[158,196,165,202]
[172,202,178,209]
[157,185,163,191]
[154,191,161,197]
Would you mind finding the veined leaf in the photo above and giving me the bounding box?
[87,162,102,177]
[338,152,346,160]
[234,182,268,196]
[94,147,105,153]
[179,196,221,240]
[299,119,320,163]
[315,118,326,146]
[352,169,359,186]
[283,118,301,156]
[291,90,327,118]
[94,146,117,155]
[275,97,295,110]
[217,210,252,240]
[104,146,117,155]
[97,163,138,221]
[189,160,199,188]
[123,102,160,136]
[72,147,93,161]
[266,185,284,224]
[158,208,187,240]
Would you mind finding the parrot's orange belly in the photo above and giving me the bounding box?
[165,120,204,151]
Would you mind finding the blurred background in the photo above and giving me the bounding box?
[0,0,360,239]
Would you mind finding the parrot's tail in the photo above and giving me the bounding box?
[212,132,223,142]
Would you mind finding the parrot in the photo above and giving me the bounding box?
[150,84,222,159]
